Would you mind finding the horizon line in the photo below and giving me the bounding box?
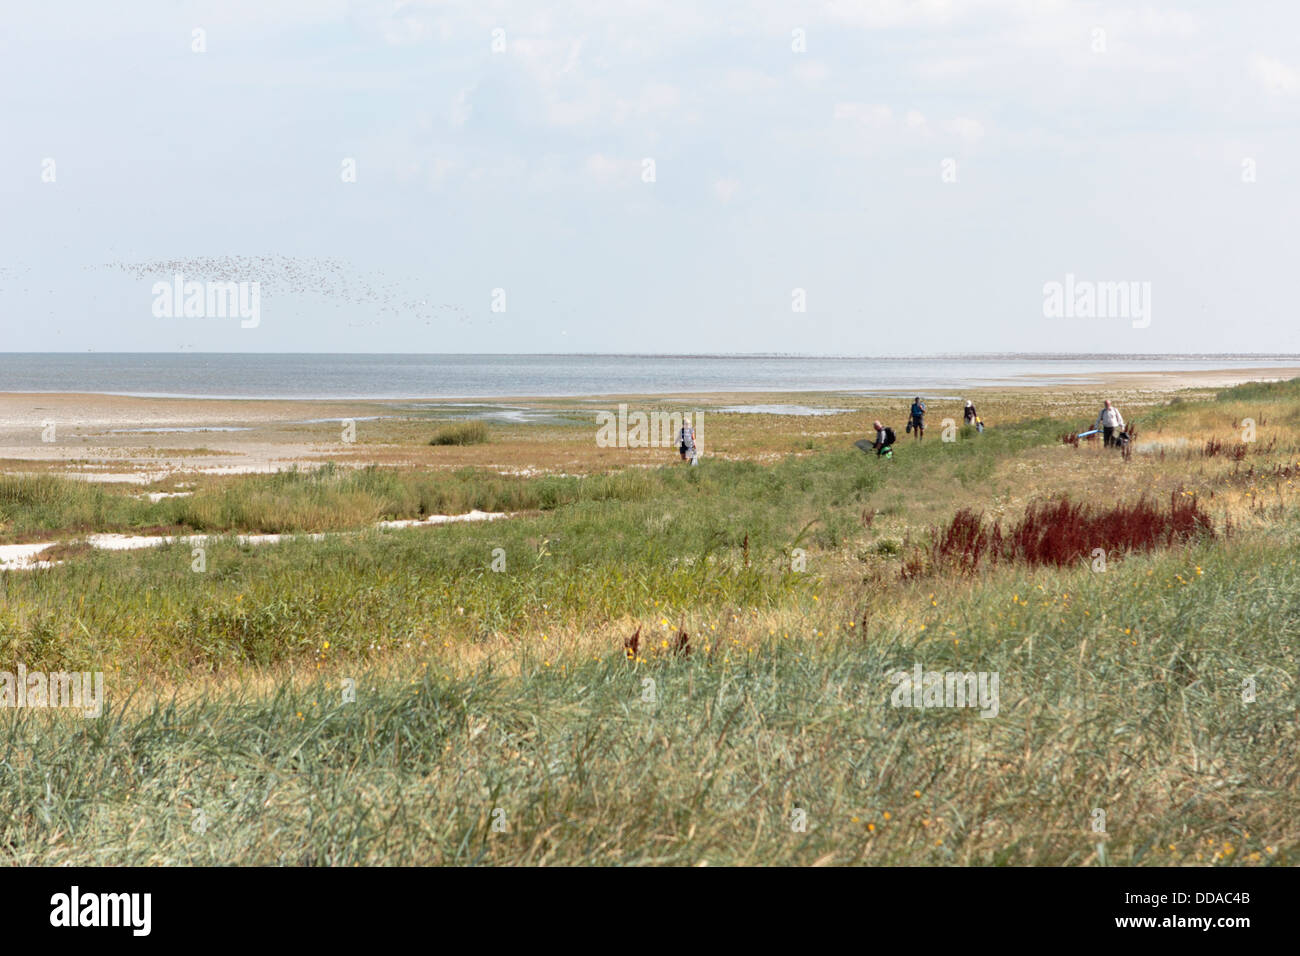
[5,351,1300,361]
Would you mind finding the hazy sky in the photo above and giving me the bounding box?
[2,1,1297,354]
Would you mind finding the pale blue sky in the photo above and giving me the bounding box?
[2,1,1297,353]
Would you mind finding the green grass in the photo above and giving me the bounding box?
[0,474,159,540]
[2,383,1299,864]
[0,448,889,671]
[2,533,1295,865]
[429,421,490,446]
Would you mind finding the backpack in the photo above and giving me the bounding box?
[882,427,896,446]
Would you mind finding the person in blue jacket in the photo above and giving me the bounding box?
[908,397,926,441]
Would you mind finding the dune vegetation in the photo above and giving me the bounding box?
[0,379,1297,864]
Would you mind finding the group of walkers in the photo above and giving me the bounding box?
[867,397,1128,457]
[868,397,983,457]
[673,395,1128,464]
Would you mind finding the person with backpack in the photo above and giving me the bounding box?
[871,420,896,458]
[908,397,926,440]
[1094,400,1125,448]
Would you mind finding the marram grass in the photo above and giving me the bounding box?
[2,381,1299,864]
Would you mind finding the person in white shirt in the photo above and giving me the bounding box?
[1094,400,1125,448]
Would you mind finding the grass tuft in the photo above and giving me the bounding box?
[429,422,490,446]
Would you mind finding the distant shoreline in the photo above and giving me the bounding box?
[1,365,1297,407]
[5,351,1300,362]
[0,364,1296,403]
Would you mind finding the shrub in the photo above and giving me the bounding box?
[919,490,1214,575]
[429,422,489,446]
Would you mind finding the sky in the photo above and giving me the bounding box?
[1,0,1297,354]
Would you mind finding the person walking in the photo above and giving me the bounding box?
[964,399,983,433]
[909,397,926,441]
[677,418,700,464]
[1094,400,1125,448]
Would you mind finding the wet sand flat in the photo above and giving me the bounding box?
[0,365,1294,481]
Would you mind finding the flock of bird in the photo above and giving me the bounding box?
[94,255,479,329]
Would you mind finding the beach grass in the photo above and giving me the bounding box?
[429,421,490,446]
[3,530,1295,866]
[1,379,1299,864]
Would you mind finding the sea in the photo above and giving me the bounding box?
[0,354,1294,400]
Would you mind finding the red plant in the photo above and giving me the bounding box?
[673,626,692,658]
[1204,438,1223,457]
[915,489,1213,575]
[624,626,641,660]
[900,552,927,579]
[931,508,1003,574]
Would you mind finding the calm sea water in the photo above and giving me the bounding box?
[0,354,1293,400]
